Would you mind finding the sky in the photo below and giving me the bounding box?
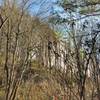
[28,0,65,18]
[0,0,2,5]
[0,0,65,18]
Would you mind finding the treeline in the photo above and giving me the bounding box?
[0,1,59,100]
[0,0,100,100]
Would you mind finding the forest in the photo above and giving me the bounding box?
[0,0,100,100]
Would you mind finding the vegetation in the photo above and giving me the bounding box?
[0,0,100,100]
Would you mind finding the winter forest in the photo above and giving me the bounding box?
[0,0,100,100]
